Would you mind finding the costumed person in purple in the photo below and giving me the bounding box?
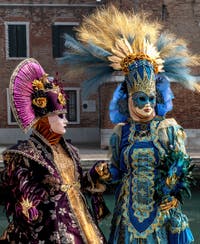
[0,58,108,243]
[60,6,199,244]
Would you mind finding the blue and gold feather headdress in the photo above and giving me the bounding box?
[60,5,199,119]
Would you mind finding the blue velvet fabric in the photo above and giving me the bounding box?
[169,227,194,244]
[156,75,174,116]
[109,83,129,124]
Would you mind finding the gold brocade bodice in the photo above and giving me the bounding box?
[52,144,76,185]
[52,144,103,244]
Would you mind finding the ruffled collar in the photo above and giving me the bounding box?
[33,117,61,145]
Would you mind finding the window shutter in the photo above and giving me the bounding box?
[52,25,76,58]
[66,90,77,122]
[17,25,27,57]
[8,24,27,57]
[52,25,59,58]
[8,25,17,57]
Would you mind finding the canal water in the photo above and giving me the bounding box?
[0,190,199,243]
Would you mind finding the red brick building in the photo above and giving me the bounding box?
[0,0,200,149]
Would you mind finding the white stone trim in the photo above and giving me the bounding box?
[100,128,113,149]
[0,3,98,7]
[6,88,17,125]
[108,75,124,82]
[5,21,30,60]
[103,75,124,83]
[53,22,79,26]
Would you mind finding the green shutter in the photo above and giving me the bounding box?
[8,25,17,57]
[17,25,27,57]
[52,25,76,58]
[8,25,27,57]
[52,25,60,58]
[67,90,77,122]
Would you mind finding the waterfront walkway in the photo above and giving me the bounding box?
[0,143,200,168]
[0,143,109,166]
[1,144,200,159]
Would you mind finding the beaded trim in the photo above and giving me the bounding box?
[120,53,159,75]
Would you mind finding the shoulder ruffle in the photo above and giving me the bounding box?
[157,118,186,152]
[157,118,178,129]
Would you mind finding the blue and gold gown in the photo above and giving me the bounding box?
[108,116,194,244]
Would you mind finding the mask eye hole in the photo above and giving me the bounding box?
[149,96,155,101]
[139,96,146,102]
[58,114,66,119]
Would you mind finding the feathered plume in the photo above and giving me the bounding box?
[60,5,200,98]
[60,33,113,98]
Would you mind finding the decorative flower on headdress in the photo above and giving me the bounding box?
[32,79,45,90]
[32,97,47,108]
[58,92,66,106]
[31,74,51,115]
[31,74,67,116]
[9,58,67,132]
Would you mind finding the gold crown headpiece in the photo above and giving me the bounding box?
[125,59,156,96]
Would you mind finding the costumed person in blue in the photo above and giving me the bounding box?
[60,6,199,243]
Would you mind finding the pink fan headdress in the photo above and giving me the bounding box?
[10,58,67,132]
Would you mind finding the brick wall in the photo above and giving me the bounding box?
[0,0,199,139]
[166,84,200,128]
[0,1,101,129]
[99,83,116,130]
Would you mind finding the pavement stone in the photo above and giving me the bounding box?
[0,144,109,159]
[0,144,199,159]
[0,144,109,169]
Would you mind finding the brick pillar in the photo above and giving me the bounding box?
[99,76,124,149]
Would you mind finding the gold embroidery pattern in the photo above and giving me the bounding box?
[150,120,166,158]
[60,182,81,192]
[121,121,165,238]
[131,148,155,222]
[21,197,38,221]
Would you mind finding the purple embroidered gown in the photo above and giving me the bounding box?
[0,131,105,244]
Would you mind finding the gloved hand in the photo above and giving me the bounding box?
[88,161,111,193]
[94,161,111,181]
[160,196,179,211]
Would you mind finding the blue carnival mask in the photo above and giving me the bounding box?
[132,91,156,109]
